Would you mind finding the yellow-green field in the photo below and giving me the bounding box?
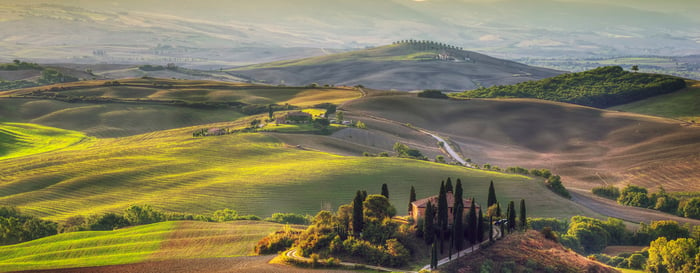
[0,220,283,272]
[0,119,594,222]
[611,80,700,122]
[0,122,89,160]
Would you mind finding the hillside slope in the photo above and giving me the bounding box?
[0,221,283,272]
[610,80,700,122]
[344,95,700,194]
[440,230,618,273]
[228,43,562,91]
[0,119,595,222]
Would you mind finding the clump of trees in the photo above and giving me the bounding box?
[417,90,448,99]
[0,206,57,245]
[593,184,698,219]
[393,142,427,160]
[545,175,571,199]
[452,66,687,108]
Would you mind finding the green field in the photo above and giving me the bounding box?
[0,118,595,222]
[0,122,89,160]
[0,220,283,272]
[611,81,700,122]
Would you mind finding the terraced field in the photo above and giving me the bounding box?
[0,119,595,222]
[0,221,283,272]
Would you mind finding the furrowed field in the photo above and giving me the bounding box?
[0,123,89,160]
[0,221,283,272]
[0,121,594,222]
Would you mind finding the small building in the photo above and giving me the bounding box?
[207,128,226,136]
[410,192,480,225]
[276,111,312,124]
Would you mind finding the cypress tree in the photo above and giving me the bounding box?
[445,177,453,193]
[507,201,516,232]
[467,197,477,245]
[487,180,497,208]
[477,206,484,242]
[361,190,368,201]
[496,202,502,218]
[431,241,438,269]
[352,191,364,236]
[488,216,494,242]
[409,186,416,213]
[381,183,389,199]
[437,182,448,254]
[424,201,435,245]
[453,201,464,252]
[519,199,527,231]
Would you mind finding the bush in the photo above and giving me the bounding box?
[265,213,311,225]
[546,175,571,199]
[592,185,621,200]
[254,228,301,254]
[417,90,448,99]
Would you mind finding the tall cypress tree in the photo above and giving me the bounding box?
[431,241,438,269]
[496,202,502,218]
[453,201,464,252]
[352,190,364,236]
[424,201,435,245]
[488,216,494,242]
[467,197,477,245]
[361,190,368,201]
[487,180,497,208]
[519,199,527,231]
[381,183,389,199]
[437,182,448,254]
[445,177,453,193]
[507,201,516,232]
[409,186,416,213]
[477,206,484,242]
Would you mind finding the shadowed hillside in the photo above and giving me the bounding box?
[440,230,619,273]
[228,42,562,91]
[344,95,700,193]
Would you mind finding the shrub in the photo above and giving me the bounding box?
[592,185,621,200]
[417,90,448,99]
[546,175,571,199]
[254,228,301,254]
[265,213,311,225]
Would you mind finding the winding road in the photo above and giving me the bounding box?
[422,131,474,168]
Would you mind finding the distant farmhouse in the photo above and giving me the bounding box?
[410,192,480,225]
[276,111,312,124]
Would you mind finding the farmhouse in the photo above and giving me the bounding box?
[410,192,480,225]
[276,111,312,124]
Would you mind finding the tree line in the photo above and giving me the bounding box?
[592,184,700,219]
[451,66,687,108]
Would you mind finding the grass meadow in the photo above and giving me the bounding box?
[611,80,700,122]
[0,119,594,222]
[0,221,283,272]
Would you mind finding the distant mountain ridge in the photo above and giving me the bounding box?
[228,42,562,91]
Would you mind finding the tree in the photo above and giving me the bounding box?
[268,104,274,120]
[431,241,438,269]
[467,197,477,245]
[424,201,435,245]
[409,186,416,214]
[453,201,464,252]
[352,191,364,236]
[437,182,448,253]
[381,184,389,199]
[336,111,344,123]
[507,201,516,232]
[631,65,639,72]
[355,120,367,129]
[477,205,484,242]
[487,181,497,208]
[488,216,494,242]
[519,199,527,231]
[446,177,453,193]
[363,194,395,220]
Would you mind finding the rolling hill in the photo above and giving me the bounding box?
[451,66,687,108]
[610,80,700,122]
[0,123,88,160]
[227,42,562,91]
[0,79,361,137]
[0,221,284,272]
[0,118,596,223]
[439,230,618,273]
[343,94,700,195]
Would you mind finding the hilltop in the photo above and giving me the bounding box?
[439,230,618,273]
[451,66,687,108]
[228,42,562,91]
